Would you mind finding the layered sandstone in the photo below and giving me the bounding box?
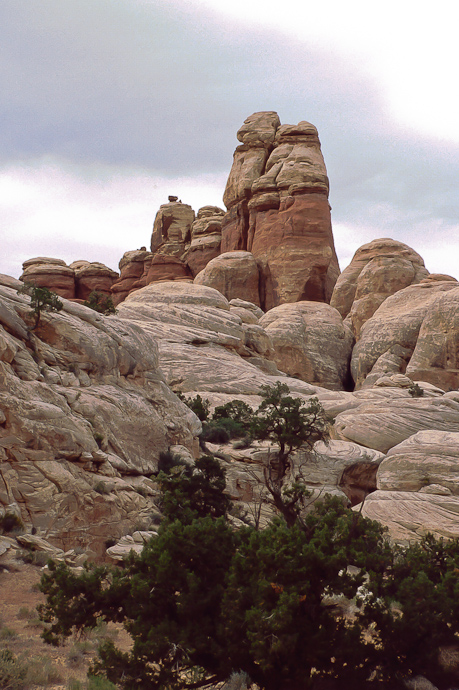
[150,197,195,257]
[20,257,76,299]
[70,260,119,301]
[194,251,261,306]
[184,205,225,277]
[110,249,153,306]
[221,113,340,310]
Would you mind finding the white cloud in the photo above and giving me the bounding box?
[0,159,227,278]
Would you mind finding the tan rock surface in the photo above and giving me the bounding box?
[331,239,429,335]
[70,260,119,301]
[259,301,354,389]
[351,281,458,388]
[359,490,459,543]
[406,286,459,389]
[378,430,459,494]
[20,257,76,299]
[333,394,459,453]
[194,251,261,306]
[0,282,200,554]
[144,255,192,284]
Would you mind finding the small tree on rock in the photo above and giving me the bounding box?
[18,283,63,329]
[249,382,328,526]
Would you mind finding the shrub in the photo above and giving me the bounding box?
[17,283,63,329]
[0,513,24,535]
[93,482,111,495]
[408,381,424,397]
[176,392,210,421]
[200,421,230,444]
[83,292,117,316]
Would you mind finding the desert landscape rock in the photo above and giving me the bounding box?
[221,113,340,310]
[331,238,430,339]
[259,301,354,389]
[4,112,459,560]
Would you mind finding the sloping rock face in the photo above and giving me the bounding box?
[20,257,76,299]
[0,276,199,555]
[221,112,340,310]
[194,251,261,306]
[351,280,459,388]
[184,206,225,277]
[330,238,429,339]
[259,301,354,390]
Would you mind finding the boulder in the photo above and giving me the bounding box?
[377,430,459,494]
[358,490,459,543]
[406,286,459,390]
[333,395,459,453]
[20,257,75,299]
[194,251,260,306]
[221,113,340,310]
[259,301,354,389]
[70,260,119,301]
[351,281,458,388]
[330,238,429,337]
[184,206,225,276]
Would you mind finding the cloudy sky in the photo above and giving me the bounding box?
[1,0,458,280]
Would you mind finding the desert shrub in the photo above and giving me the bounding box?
[17,283,63,329]
[0,649,61,688]
[200,421,230,444]
[176,392,210,421]
[408,381,424,397]
[0,513,24,535]
[93,482,111,495]
[83,292,117,316]
[232,435,253,449]
[212,400,252,426]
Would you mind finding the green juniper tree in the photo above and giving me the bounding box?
[18,283,63,329]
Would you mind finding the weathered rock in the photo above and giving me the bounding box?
[331,238,429,337]
[194,251,261,306]
[20,257,76,299]
[184,206,225,277]
[221,113,340,310]
[406,286,459,390]
[150,199,195,256]
[359,490,459,543]
[259,301,354,389]
[378,430,459,494]
[333,395,459,453]
[110,249,153,306]
[351,281,458,389]
[70,260,119,301]
[144,255,192,285]
[0,282,200,555]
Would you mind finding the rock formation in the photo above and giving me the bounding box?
[194,251,261,306]
[70,260,119,301]
[184,205,225,276]
[110,249,153,306]
[150,197,195,257]
[259,301,354,390]
[20,257,76,299]
[221,112,340,310]
[330,238,430,339]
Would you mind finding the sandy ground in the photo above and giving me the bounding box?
[0,563,130,689]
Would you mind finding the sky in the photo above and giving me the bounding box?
[1,0,458,280]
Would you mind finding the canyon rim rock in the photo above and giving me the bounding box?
[221,113,340,310]
[330,238,430,339]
